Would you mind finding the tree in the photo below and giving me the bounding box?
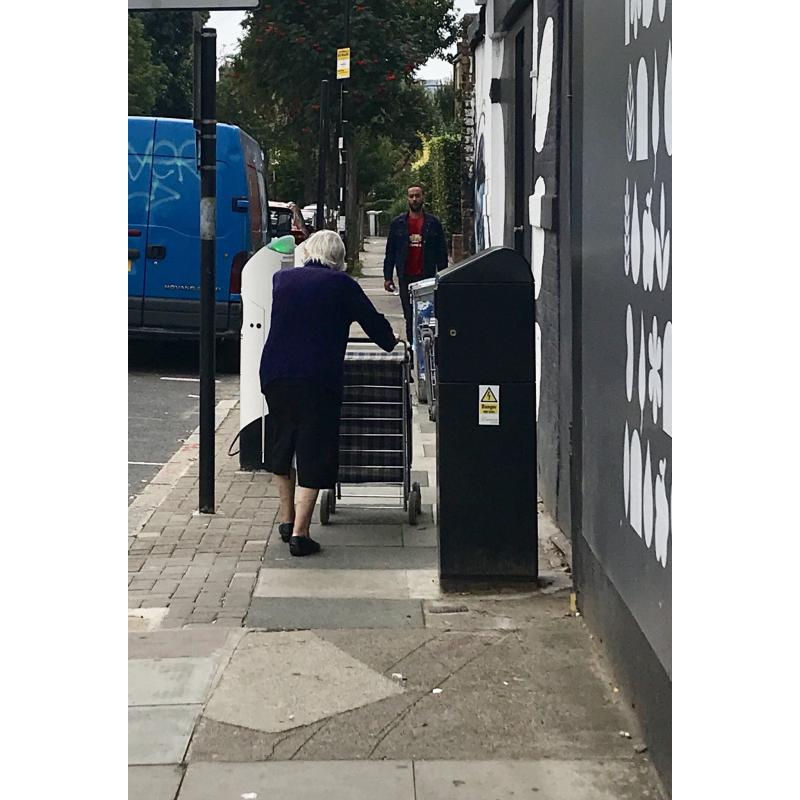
[231,1,455,137]
[222,1,456,260]
[432,80,457,134]
[129,11,208,118]
[129,16,168,115]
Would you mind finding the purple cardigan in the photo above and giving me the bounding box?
[259,261,397,395]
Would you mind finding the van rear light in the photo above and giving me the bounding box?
[129,228,142,237]
[229,251,249,294]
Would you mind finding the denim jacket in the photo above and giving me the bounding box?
[383,211,448,281]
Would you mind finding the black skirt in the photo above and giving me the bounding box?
[263,380,341,489]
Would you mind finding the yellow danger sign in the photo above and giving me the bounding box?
[478,384,500,425]
[481,387,498,404]
[337,47,351,79]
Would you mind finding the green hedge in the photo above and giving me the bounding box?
[372,133,462,240]
[418,133,461,241]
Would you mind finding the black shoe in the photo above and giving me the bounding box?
[289,536,321,557]
[278,522,294,543]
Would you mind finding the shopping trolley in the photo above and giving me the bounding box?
[319,339,422,525]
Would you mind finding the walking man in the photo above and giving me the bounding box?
[383,186,449,345]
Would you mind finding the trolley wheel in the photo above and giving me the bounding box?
[412,482,422,515]
[329,489,337,515]
[408,487,421,525]
[417,379,427,403]
[320,489,332,525]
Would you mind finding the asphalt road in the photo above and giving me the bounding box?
[128,340,239,503]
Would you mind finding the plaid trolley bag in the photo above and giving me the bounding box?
[319,340,422,525]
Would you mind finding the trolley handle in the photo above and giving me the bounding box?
[347,336,409,360]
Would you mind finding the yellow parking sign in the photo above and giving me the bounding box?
[337,47,351,79]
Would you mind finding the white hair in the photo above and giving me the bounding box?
[302,229,346,271]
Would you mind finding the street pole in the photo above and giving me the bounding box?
[198,27,217,514]
[317,80,329,231]
[338,1,350,247]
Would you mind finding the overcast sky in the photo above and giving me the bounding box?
[208,1,479,81]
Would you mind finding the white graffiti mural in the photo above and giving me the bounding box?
[623,2,671,568]
[128,137,199,214]
[472,1,507,252]
[530,6,556,424]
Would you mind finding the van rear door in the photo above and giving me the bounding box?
[142,122,201,328]
[128,118,156,327]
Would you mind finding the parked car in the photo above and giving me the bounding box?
[302,203,332,229]
[128,116,270,341]
[269,201,309,245]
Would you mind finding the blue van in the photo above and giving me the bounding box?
[128,117,270,339]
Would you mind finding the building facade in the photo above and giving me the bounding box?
[465,0,672,788]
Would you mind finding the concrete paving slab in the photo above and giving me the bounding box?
[313,505,433,525]
[402,523,438,547]
[315,628,434,673]
[422,595,569,631]
[414,759,664,800]
[129,657,218,706]
[365,625,640,761]
[178,761,415,800]
[128,765,184,800]
[203,631,406,733]
[128,607,169,631]
[261,543,437,570]
[254,568,410,598]
[129,705,200,765]
[308,523,403,546]
[246,597,424,629]
[186,714,320,763]
[406,568,441,599]
[411,470,429,487]
[129,628,239,660]
[280,612,642,763]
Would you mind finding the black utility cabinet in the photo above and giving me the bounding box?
[435,246,538,587]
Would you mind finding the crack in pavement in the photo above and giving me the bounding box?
[365,631,515,758]
[383,632,440,675]
[287,633,442,760]
[267,728,297,760]
[287,719,332,760]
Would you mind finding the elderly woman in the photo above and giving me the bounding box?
[259,229,398,556]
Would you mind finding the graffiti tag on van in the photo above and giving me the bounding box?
[128,138,199,214]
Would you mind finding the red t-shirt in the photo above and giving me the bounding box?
[405,213,424,277]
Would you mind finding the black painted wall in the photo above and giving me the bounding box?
[576,0,671,678]
[478,0,672,785]
[532,0,571,536]
[572,0,672,785]
[481,0,672,785]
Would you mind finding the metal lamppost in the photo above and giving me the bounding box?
[337,2,351,248]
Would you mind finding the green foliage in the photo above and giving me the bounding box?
[431,80,457,134]
[128,16,168,115]
[219,1,456,198]
[232,1,455,136]
[129,11,207,118]
[410,132,460,237]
